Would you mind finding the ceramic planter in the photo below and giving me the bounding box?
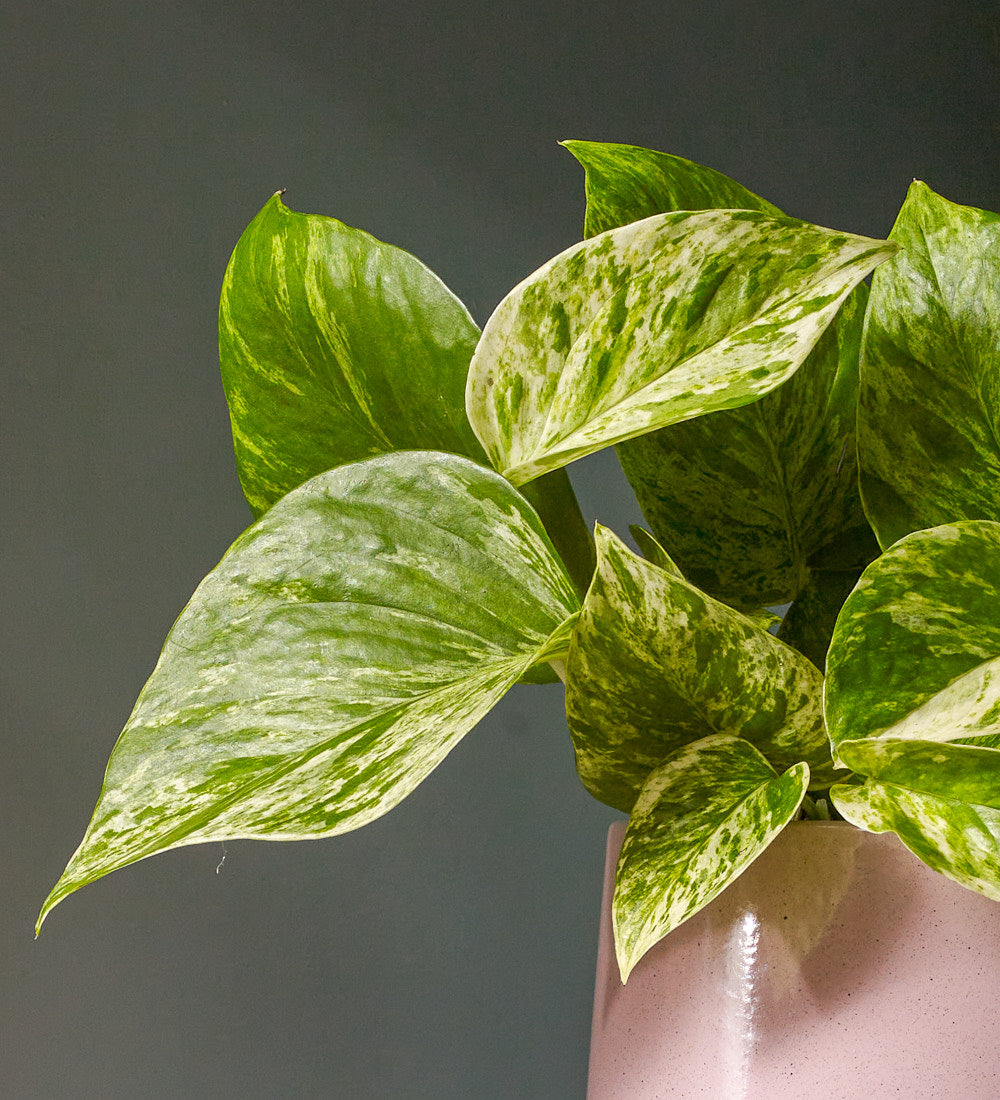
[588,820,1000,1099]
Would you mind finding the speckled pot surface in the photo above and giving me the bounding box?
[588,820,1000,1099]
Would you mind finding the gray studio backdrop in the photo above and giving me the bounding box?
[4,2,998,1096]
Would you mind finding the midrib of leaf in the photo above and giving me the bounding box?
[916,220,1000,460]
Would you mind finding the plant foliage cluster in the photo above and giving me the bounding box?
[40,142,1000,982]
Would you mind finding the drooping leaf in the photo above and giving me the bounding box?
[824,521,1000,764]
[218,193,595,597]
[614,734,807,981]
[832,777,1000,901]
[564,141,877,611]
[467,209,893,487]
[858,182,1000,549]
[561,140,780,239]
[565,526,835,813]
[38,452,580,931]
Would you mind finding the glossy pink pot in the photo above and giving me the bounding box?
[588,820,1000,1099]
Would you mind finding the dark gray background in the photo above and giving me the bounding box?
[4,2,998,1096]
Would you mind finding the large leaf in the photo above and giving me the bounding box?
[858,182,1000,549]
[565,526,835,813]
[219,193,488,514]
[38,452,580,931]
[618,286,873,608]
[613,734,808,981]
[466,206,893,488]
[832,778,1000,901]
[566,140,877,612]
[561,140,780,238]
[824,521,1000,764]
[219,193,595,600]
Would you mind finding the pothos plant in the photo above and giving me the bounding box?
[39,141,1000,984]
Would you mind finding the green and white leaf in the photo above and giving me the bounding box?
[467,209,893,486]
[219,193,488,515]
[858,182,1000,549]
[218,193,595,600]
[561,139,780,239]
[565,526,835,812]
[614,734,808,981]
[564,139,877,611]
[824,520,1000,764]
[617,285,873,608]
[38,452,580,931]
[832,778,1000,901]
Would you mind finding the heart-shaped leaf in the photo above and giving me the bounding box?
[466,206,893,489]
[859,182,1000,549]
[824,521,1000,765]
[219,192,595,601]
[38,452,580,931]
[220,194,488,514]
[561,140,780,238]
[565,526,835,812]
[614,734,808,981]
[565,140,877,614]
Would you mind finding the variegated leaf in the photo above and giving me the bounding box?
[617,287,874,608]
[824,521,1000,764]
[565,140,877,613]
[614,734,808,981]
[38,452,580,931]
[859,182,1000,549]
[561,140,780,238]
[832,778,1000,901]
[218,194,595,599]
[565,526,835,813]
[467,210,893,486]
[219,193,488,514]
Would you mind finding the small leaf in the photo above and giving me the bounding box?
[561,140,780,238]
[39,452,580,931]
[824,520,1000,763]
[832,777,1000,901]
[219,194,488,515]
[565,526,835,812]
[467,206,893,488]
[613,734,808,981]
[859,182,1000,548]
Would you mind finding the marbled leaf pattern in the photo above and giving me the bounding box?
[567,140,878,612]
[565,526,835,812]
[859,182,1000,548]
[38,452,580,931]
[825,521,1000,760]
[613,734,808,981]
[832,779,1000,901]
[825,521,1000,901]
[466,208,894,486]
[218,193,594,595]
